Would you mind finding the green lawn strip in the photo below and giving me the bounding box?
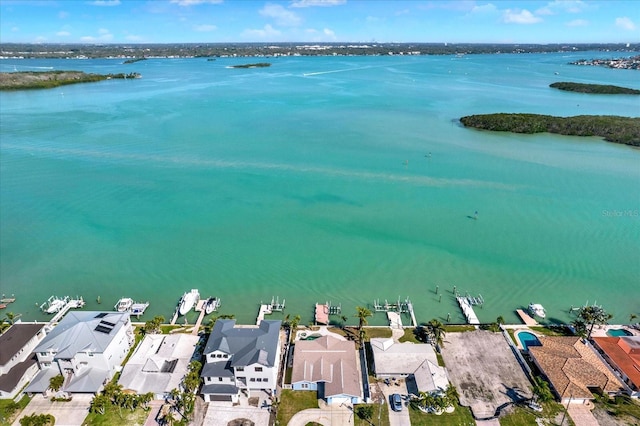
[499,401,571,426]
[82,404,149,426]
[594,395,640,423]
[443,325,476,333]
[408,403,475,426]
[354,402,390,426]
[528,326,571,336]
[398,328,421,343]
[276,390,318,426]
[0,395,32,426]
[364,328,393,339]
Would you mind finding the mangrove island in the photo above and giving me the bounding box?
[0,71,141,90]
[229,62,271,69]
[460,113,640,147]
[550,82,640,95]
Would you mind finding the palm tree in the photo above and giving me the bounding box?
[0,318,10,334]
[5,312,16,325]
[630,313,638,324]
[163,410,177,426]
[354,306,372,346]
[102,382,123,403]
[49,374,64,392]
[426,319,446,348]
[576,304,612,339]
[89,394,109,415]
[139,392,154,411]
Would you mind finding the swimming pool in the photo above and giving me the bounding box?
[515,331,541,351]
[607,328,633,337]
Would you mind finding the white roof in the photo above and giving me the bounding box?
[118,333,199,395]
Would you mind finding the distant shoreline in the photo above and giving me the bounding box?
[550,82,640,95]
[0,42,637,59]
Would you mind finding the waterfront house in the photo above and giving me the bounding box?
[592,336,640,398]
[201,320,281,403]
[528,336,624,403]
[0,323,46,399]
[291,335,363,405]
[24,311,134,394]
[370,338,448,395]
[118,333,199,400]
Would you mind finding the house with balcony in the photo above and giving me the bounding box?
[24,311,134,394]
[201,320,281,403]
[592,336,640,398]
[0,323,46,399]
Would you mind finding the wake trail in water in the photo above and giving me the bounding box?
[3,143,519,191]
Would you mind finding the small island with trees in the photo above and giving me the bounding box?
[0,70,141,90]
[460,113,640,147]
[550,82,640,95]
[229,62,271,69]
[123,57,146,64]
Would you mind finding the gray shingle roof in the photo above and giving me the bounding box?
[203,320,281,367]
[0,323,44,365]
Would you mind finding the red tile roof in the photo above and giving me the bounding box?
[592,337,640,389]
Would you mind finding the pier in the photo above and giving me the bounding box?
[48,296,85,324]
[456,296,480,325]
[191,300,206,335]
[372,297,416,327]
[314,301,342,325]
[170,307,179,325]
[516,309,539,326]
[256,296,286,325]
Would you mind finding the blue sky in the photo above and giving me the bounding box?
[0,0,638,44]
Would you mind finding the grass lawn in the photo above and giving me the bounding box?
[82,404,149,426]
[398,328,422,343]
[354,403,390,426]
[499,402,571,426]
[276,390,318,426]
[443,325,476,333]
[594,395,640,424]
[364,328,393,339]
[528,326,573,336]
[408,403,475,426]
[0,395,32,426]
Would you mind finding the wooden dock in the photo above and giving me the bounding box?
[516,309,539,326]
[256,304,272,324]
[387,311,403,329]
[169,307,179,325]
[191,300,206,335]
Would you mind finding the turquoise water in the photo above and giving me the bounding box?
[515,331,541,351]
[1,52,639,326]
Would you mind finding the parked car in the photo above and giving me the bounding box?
[391,393,403,411]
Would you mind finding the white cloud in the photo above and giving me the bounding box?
[470,3,497,14]
[81,29,114,42]
[170,0,223,6]
[11,26,19,32]
[566,19,588,27]
[503,9,542,24]
[58,11,69,19]
[290,0,345,7]
[366,16,380,23]
[395,9,410,16]
[88,0,121,6]
[323,28,335,38]
[260,4,301,26]
[615,17,636,31]
[193,24,217,32]
[537,1,587,15]
[242,24,281,39]
[56,31,71,36]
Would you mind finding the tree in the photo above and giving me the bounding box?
[139,392,154,410]
[90,394,109,415]
[49,374,64,392]
[163,410,177,426]
[0,318,10,334]
[496,316,505,325]
[354,306,372,346]
[630,313,638,324]
[355,405,374,422]
[445,384,459,403]
[571,317,587,338]
[102,382,123,403]
[576,305,612,339]
[5,312,16,325]
[532,376,554,402]
[426,319,446,348]
[143,315,165,335]
[19,413,55,426]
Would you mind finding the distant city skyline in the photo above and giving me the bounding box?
[0,0,638,45]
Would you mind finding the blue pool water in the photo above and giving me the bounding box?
[516,331,541,351]
[607,329,633,337]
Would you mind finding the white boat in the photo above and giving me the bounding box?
[115,298,134,312]
[130,302,149,316]
[204,297,220,315]
[179,289,199,316]
[528,303,546,319]
[42,296,67,314]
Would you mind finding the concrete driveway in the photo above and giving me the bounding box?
[14,394,92,426]
[378,378,411,426]
[287,405,354,426]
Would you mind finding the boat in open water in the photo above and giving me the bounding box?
[528,303,546,319]
[179,289,200,316]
